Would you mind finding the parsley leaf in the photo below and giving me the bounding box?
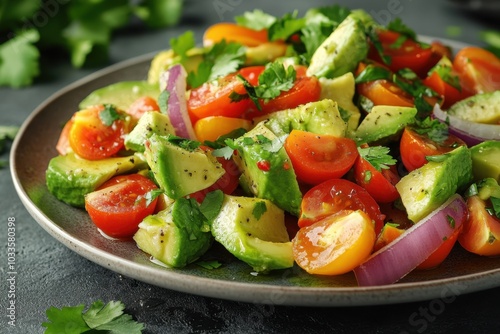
[166,135,201,151]
[99,104,124,126]
[235,9,276,30]
[268,11,306,41]
[187,40,245,88]
[0,29,40,88]
[411,117,449,143]
[252,201,268,220]
[357,146,397,171]
[199,189,224,221]
[428,59,462,91]
[42,300,144,334]
[355,64,391,84]
[169,30,196,59]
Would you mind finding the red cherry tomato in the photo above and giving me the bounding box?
[127,96,159,122]
[69,105,127,160]
[368,29,435,77]
[298,178,385,235]
[85,174,159,238]
[399,126,467,172]
[422,71,473,109]
[353,152,400,204]
[453,46,500,94]
[284,130,358,185]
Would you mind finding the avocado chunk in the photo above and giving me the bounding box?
[318,72,361,136]
[125,111,175,153]
[353,105,417,144]
[134,197,212,268]
[244,43,288,65]
[260,99,347,137]
[395,145,473,223]
[144,133,225,199]
[447,91,500,124]
[147,48,205,85]
[46,153,147,207]
[470,140,500,182]
[210,194,293,272]
[232,122,302,216]
[306,14,368,79]
[79,81,160,112]
[475,178,500,201]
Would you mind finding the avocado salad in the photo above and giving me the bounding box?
[46,5,500,284]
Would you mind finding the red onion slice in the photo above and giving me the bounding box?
[432,104,500,147]
[159,64,196,139]
[353,194,467,286]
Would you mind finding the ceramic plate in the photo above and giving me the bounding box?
[11,37,500,307]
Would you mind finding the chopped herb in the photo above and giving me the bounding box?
[252,201,268,220]
[412,117,449,143]
[429,61,462,91]
[42,300,144,334]
[268,11,306,41]
[465,183,479,198]
[366,27,391,65]
[141,189,164,207]
[355,64,391,84]
[166,135,201,151]
[169,30,196,59]
[390,35,407,49]
[204,128,248,150]
[99,104,124,126]
[199,190,224,222]
[212,146,236,160]
[446,214,456,228]
[235,9,277,30]
[364,170,372,183]
[490,197,500,218]
[386,18,416,40]
[357,146,397,171]
[338,106,351,124]
[196,260,223,269]
[392,71,439,115]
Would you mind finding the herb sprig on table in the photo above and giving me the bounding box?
[0,0,184,88]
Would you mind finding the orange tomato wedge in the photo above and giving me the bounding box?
[193,116,252,142]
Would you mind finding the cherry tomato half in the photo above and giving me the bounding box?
[298,178,385,235]
[203,23,269,47]
[284,130,358,185]
[127,96,159,122]
[399,126,467,172]
[69,105,127,160]
[85,174,159,238]
[453,46,500,94]
[193,116,252,143]
[293,210,376,275]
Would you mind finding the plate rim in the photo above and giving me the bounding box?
[10,37,500,307]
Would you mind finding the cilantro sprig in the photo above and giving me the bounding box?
[99,104,124,126]
[357,146,397,172]
[411,116,449,144]
[42,300,144,334]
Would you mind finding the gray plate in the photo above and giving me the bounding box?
[11,38,500,307]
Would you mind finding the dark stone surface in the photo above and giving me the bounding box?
[2,0,500,333]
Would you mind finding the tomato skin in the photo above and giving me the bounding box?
[298,178,385,235]
[368,30,435,77]
[127,96,159,122]
[399,127,467,172]
[284,130,358,185]
[353,155,400,204]
[188,147,241,203]
[85,174,159,238]
[203,23,269,47]
[56,118,74,155]
[453,46,500,94]
[187,73,254,122]
[293,210,376,275]
[422,71,472,110]
[458,196,500,256]
[417,224,462,270]
[193,116,252,143]
[69,105,127,160]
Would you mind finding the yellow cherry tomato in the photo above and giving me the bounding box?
[194,116,251,142]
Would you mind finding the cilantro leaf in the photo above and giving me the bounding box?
[255,62,296,102]
[196,260,222,269]
[355,64,391,84]
[141,189,164,207]
[268,11,306,41]
[187,40,245,88]
[133,0,183,28]
[357,146,397,171]
[0,29,40,88]
[99,104,123,126]
[429,60,462,91]
[200,189,224,221]
[166,135,201,151]
[411,117,449,143]
[169,30,196,59]
[42,300,144,334]
[386,18,416,40]
[235,9,276,30]
[252,201,268,220]
[490,197,500,218]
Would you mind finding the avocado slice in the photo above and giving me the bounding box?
[447,91,500,124]
[79,81,160,112]
[306,14,368,79]
[125,111,175,153]
[134,198,212,268]
[144,133,225,199]
[260,99,347,137]
[353,105,417,145]
[395,145,473,223]
[46,153,147,207]
[210,195,293,272]
[476,178,500,201]
[147,48,205,85]
[470,140,500,182]
[232,122,302,216]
